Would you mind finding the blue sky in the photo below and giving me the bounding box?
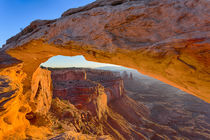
[0,0,95,47]
[41,55,120,68]
[0,0,120,68]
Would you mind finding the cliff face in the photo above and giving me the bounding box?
[30,67,52,115]
[47,68,181,140]
[0,66,52,139]
[38,67,151,140]
[86,69,125,102]
[51,69,86,81]
[50,68,125,119]
[0,66,209,139]
[51,68,125,104]
[0,64,31,139]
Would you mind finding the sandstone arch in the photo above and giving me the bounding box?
[0,0,210,138]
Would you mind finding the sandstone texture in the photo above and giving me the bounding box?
[86,69,124,102]
[30,67,52,115]
[0,65,209,139]
[37,67,210,140]
[50,68,125,104]
[1,0,209,102]
[0,0,210,139]
[46,68,151,140]
[49,68,124,119]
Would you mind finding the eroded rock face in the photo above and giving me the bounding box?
[49,68,125,119]
[86,69,125,102]
[30,67,52,115]
[51,68,124,103]
[33,67,150,139]
[0,0,210,139]
[0,64,31,139]
[53,80,107,119]
[51,68,86,81]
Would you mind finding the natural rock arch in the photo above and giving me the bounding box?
[0,0,210,138]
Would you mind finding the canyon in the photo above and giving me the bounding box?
[27,67,210,139]
[1,65,210,139]
[25,67,152,139]
[0,0,210,139]
[123,71,210,140]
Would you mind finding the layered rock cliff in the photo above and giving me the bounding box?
[33,67,151,140]
[50,68,125,104]
[49,68,124,119]
[0,65,209,139]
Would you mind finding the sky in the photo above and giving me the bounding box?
[0,0,120,68]
[41,55,120,68]
[0,0,95,47]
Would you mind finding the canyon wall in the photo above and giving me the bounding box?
[0,66,52,139]
[50,68,125,104]
[0,66,209,139]
[86,69,124,102]
[49,68,125,119]
[0,64,31,139]
[30,67,52,115]
[51,68,86,81]
[34,67,150,140]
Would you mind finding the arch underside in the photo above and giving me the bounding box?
[2,0,210,102]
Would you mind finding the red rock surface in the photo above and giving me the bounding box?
[49,68,125,105]
[86,69,125,102]
[53,80,108,119]
[51,69,86,81]
[48,68,125,119]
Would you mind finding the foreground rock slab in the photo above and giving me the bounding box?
[1,0,210,102]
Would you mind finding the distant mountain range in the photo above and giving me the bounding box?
[95,66,150,79]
